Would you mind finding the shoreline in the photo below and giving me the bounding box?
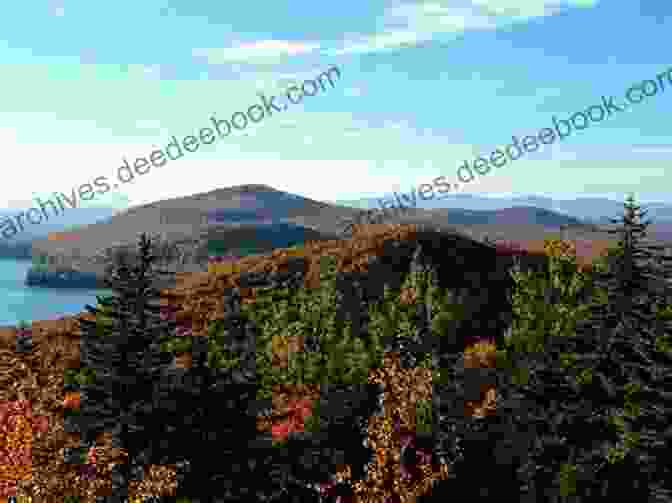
[0,312,92,345]
[0,280,185,344]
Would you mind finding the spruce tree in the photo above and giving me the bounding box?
[575,193,672,499]
[77,233,181,501]
[589,193,672,339]
[494,195,672,501]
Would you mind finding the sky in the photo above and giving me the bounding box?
[0,0,670,214]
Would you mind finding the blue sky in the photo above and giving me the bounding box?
[0,0,670,213]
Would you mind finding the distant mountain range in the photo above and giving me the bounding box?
[30,184,608,256]
[334,193,672,223]
[0,207,118,243]
[334,193,672,243]
[6,190,670,247]
[419,206,590,228]
[5,185,671,284]
[0,207,118,260]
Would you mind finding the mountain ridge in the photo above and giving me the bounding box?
[16,184,672,288]
[333,192,672,223]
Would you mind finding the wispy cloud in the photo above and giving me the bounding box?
[192,40,323,64]
[329,0,599,56]
[191,1,599,65]
[187,0,600,77]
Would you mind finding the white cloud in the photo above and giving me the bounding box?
[192,40,322,65]
[330,31,426,56]
[329,0,599,56]
[188,1,598,67]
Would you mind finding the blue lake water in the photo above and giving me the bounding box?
[0,258,112,326]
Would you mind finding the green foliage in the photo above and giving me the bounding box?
[367,284,416,347]
[202,321,242,369]
[415,398,433,434]
[604,428,641,466]
[557,462,579,498]
[207,239,227,256]
[205,252,472,404]
[591,194,672,335]
[505,242,596,358]
[63,407,81,418]
[578,196,672,472]
[63,367,96,386]
[235,254,387,402]
[73,233,184,501]
[238,246,263,256]
[32,253,49,271]
[499,237,602,388]
[405,259,469,334]
[367,264,470,382]
[302,397,323,433]
[63,295,114,386]
[653,299,672,355]
[622,381,642,418]
[63,293,146,387]
[497,197,672,498]
[159,334,193,354]
[94,299,114,335]
[575,367,593,386]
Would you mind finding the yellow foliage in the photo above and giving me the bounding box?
[543,237,577,260]
[463,339,498,369]
[208,262,239,275]
[283,247,306,257]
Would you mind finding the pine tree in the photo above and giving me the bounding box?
[76,233,181,501]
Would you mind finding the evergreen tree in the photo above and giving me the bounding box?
[574,193,672,498]
[589,193,672,339]
[76,233,181,501]
[494,196,672,501]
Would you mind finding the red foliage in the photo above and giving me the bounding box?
[271,398,315,442]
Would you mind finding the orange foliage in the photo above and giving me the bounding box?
[47,231,80,242]
[0,399,49,499]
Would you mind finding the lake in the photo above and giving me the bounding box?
[0,258,112,326]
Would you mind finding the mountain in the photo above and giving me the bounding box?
[335,193,672,223]
[29,185,365,281]
[0,207,119,243]
[23,187,642,263]
[27,184,670,289]
[0,207,120,259]
[427,206,591,228]
[648,222,672,242]
[113,184,350,224]
[335,193,672,243]
[201,221,342,259]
